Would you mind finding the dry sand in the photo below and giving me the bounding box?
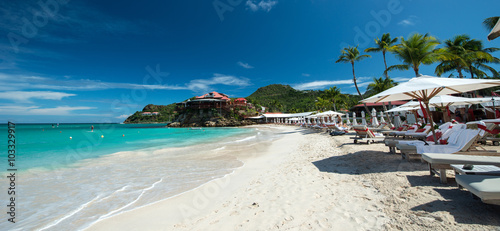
[88,125,500,230]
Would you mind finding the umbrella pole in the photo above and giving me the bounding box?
[494,99,497,119]
[382,102,391,127]
[424,101,438,144]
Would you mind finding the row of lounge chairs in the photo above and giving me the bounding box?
[348,119,500,206]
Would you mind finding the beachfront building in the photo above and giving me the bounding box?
[234,98,247,107]
[141,112,160,116]
[178,91,231,109]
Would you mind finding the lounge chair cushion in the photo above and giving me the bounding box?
[421,153,500,165]
[456,175,500,202]
[416,129,479,154]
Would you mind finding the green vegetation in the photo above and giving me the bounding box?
[123,103,177,123]
[365,33,398,77]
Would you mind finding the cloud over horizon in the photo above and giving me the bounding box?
[237,61,254,69]
[398,15,419,26]
[0,73,251,93]
[246,0,278,12]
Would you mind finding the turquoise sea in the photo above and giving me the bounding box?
[0,123,277,231]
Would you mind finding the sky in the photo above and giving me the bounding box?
[0,0,499,123]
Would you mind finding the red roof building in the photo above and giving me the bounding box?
[196,92,230,101]
[178,91,231,109]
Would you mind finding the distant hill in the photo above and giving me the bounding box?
[123,84,361,123]
[123,104,177,123]
[246,84,323,113]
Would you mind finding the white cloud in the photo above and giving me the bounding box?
[0,105,95,115]
[392,77,412,82]
[116,114,131,119]
[398,16,419,26]
[0,91,75,103]
[302,73,310,77]
[293,80,353,90]
[237,61,254,69]
[0,73,251,92]
[246,0,278,12]
[188,74,251,92]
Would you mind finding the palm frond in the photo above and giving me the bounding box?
[483,17,500,31]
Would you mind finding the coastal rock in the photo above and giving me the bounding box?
[169,122,181,127]
[204,121,216,127]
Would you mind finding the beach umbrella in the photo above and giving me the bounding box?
[361,111,367,125]
[352,112,358,125]
[394,112,402,128]
[362,75,500,143]
[488,18,500,41]
[379,111,386,123]
[371,108,379,127]
[346,113,351,125]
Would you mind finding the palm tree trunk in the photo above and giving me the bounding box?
[352,62,370,113]
[333,100,337,111]
[414,67,419,77]
[383,51,388,78]
[457,67,464,78]
[469,65,475,79]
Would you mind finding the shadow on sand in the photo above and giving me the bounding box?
[410,188,500,226]
[312,149,427,175]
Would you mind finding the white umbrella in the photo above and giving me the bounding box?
[363,75,500,143]
[394,112,402,128]
[379,111,386,123]
[371,108,379,127]
[488,18,500,41]
[346,113,351,125]
[400,95,492,109]
[361,111,367,125]
[352,112,358,125]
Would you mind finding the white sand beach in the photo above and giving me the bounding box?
[88,125,500,230]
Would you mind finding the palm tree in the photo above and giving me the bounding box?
[386,33,442,77]
[435,34,493,78]
[466,41,500,78]
[336,46,371,112]
[315,97,331,111]
[365,76,397,97]
[323,86,345,111]
[483,17,500,31]
[364,33,398,77]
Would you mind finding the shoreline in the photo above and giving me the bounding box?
[86,125,304,230]
[89,125,500,230]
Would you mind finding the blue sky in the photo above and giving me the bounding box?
[0,0,499,123]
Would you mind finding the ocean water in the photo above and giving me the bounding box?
[0,123,278,231]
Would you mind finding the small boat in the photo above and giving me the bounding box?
[190,127,202,130]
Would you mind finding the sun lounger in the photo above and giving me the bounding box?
[477,119,500,146]
[385,122,466,153]
[388,124,419,137]
[455,175,500,205]
[397,122,492,160]
[350,125,385,144]
[421,153,500,183]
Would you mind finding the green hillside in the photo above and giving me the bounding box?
[246,84,360,113]
[123,103,177,123]
[124,84,362,123]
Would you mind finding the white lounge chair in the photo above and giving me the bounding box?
[351,125,385,144]
[421,153,500,183]
[396,122,491,160]
[456,175,500,205]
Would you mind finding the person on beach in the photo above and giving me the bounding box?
[91,125,94,132]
